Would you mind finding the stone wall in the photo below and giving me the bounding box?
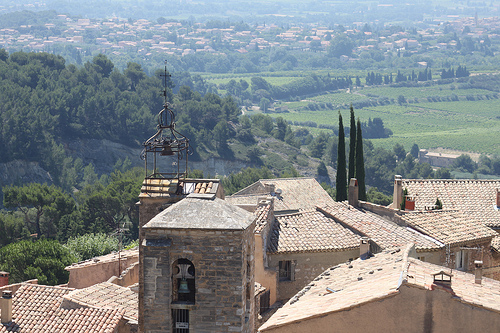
[109,261,139,287]
[140,226,255,333]
[268,250,359,302]
[67,253,138,289]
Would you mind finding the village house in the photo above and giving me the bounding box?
[389,177,500,279]
[0,282,135,332]
[258,244,500,333]
[418,149,459,168]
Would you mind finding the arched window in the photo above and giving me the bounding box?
[172,258,195,304]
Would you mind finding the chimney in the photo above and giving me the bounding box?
[474,260,483,285]
[264,183,275,195]
[348,178,359,207]
[360,237,371,260]
[392,175,403,210]
[1,290,12,324]
[0,272,8,288]
[405,196,415,211]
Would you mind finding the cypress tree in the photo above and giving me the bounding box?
[348,105,356,182]
[336,112,347,202]
[355,118,367,201]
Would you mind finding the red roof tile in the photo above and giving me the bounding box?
[0,284,124,332]
[228,178,335,212]
[398,210,497,246]
[268,209,360,254]
[402,179,500,227]
[319,202,441,251]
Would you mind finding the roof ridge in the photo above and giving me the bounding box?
[20,283,73,291]
[397,243,415,289]
[403,179,500,183]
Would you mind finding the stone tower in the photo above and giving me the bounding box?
[139,193,256,333]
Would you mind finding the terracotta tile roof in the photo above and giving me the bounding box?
[259,244,500,332]
[268,209,360,254]
[319,202,441,251]
[139,178,220,198]
[398,210,497,246]
[66,248,138,270]
[259,247,408,331]
[402,179,500,227]
[254,202,272,234]
[63,282,137,321]
[139,177,179,198]
[228,178,335,212]
[0,284,123,332]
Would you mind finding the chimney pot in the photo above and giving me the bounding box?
[264,183,275,195]
[405,196,415,211]
[474,260,483,285]
[0,272,8,288]
[360,237,371,260]
[348,178,359,207]
[1,290,13,323]
[392,175,403,210]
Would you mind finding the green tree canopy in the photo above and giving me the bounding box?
[3,183,76,238]
[65,233,119,262]
[328,34,355,58]
[0,239,77,285]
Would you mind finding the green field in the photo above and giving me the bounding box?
[361,85,496,100]
[267,99,500,155]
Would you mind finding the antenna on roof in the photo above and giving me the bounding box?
[140,61,190,181]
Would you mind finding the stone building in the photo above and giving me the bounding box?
[389,177,500,278]
[139,194,256,333]
[259,244,500,333]
[418,149,459,168]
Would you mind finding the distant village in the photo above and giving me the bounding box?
[2,13,500,61]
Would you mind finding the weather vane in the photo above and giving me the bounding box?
[141,61,189,180]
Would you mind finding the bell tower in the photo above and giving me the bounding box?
[139,195,256,332]
[138,63,254,332]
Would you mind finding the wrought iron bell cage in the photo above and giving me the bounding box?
[141,62,190,180]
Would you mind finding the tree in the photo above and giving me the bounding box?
[91,54,114,77]
[336,112,347,202]
[453,154,477,173]
[3,184,76,238]
[65,233,119,261]
[213,120,229,151]
[393,143,406,161]
[124,62,146,90]
[355,118,366,201]
[328,34,355,58]
[435,168,452,179]
[259,97,270,112]
[410,144,420,159]
[348,105,356,182]
[317,161,329,181]
[434,198,443,210]
[397,95,406,105]
[366,187,392,206]
[0,239,77,285]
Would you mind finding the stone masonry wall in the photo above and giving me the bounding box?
[140,226,255,333]
[268,250,359,302]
